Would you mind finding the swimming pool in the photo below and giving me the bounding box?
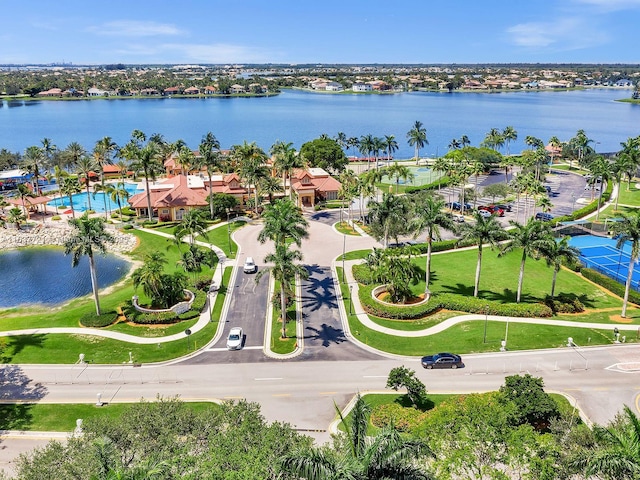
[48,182,141,214]
[568,235,640,291]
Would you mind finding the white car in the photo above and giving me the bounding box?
[478,209,492,218]
[243,257,257,273]
[227,327,243,350]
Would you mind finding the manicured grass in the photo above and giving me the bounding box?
[0,267,231,364]
[366,310,460,331]
[196,221,245,259]
[270,279,297,354]
[341,249,373,261]
[615,183,640,207]
[335,267,632,356]
[335,221,360,236]
[0,402,221,432]
[595,204,639,220]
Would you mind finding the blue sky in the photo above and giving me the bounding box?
[2,0,640,65]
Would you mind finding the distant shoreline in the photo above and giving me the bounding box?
[0,91,281,102]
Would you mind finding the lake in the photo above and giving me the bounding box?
[0,88,638,159]
[0,247,131,308]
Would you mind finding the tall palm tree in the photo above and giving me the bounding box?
[482,128,505,152]
[258,174,283,204]
[258,198,309,248]
[525,135,544,150]
[196,132,223,218]
[407,120,428,165]
[126,136,163,222]
[76,155,98,211]
[384,134,398,165]
[612,152,638,210]
[500,219,551,303]
[256,244,309,338]
[574,405,640,480]
[460,135,471,148]
[109,181,130,217]
[270,141,301,201]
[432,156,450,192]
[339,169,358,223]
[15,183,35,218]
[64,212,115,315]
[611,211,640,318]
[372,136,385,169]
[93,136,118,188]
[63,141,87,171]
[411,194,454,290]
[468,159,485,208]
[131,252,167,307]
[347,136,360,161]
[588,155,612,220]
[458,212,506,297]
[368,193,411,247]
[233,141,269,215]
[448,138,461,150]
[174,208,209,247]
[335,131,348,151]
[502,126,518,157]
[21,145,45,194]
[537,235,580,299]
[60,176,82,218]
[359,134,375,169]
[40,137,57,176]
[282,393,434,480]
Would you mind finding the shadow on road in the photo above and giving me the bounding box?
[304,323,348,347]
[0,365,48,434]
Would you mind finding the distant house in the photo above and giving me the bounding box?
[183,86,200,95]
[325,81,344,91]
[87,87,108,97]
[206,173,248,205]
[163,86,182,95]
[290,168,341,208]
[139,88,160,95]
[368,80,391,91]
[230,84,246,94]
[203,85,217,94]
[352,82,372,92]
[615,79,633,87]
[37,88,63,97]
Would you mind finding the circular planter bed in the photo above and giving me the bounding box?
[371,284,430,307]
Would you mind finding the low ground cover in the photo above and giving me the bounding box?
[335,221,360,236]
[270,279,297,355]
[196,221,245,258]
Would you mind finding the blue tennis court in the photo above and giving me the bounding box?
[568,235,640,290]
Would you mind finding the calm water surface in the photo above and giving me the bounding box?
[0,247,130,308]
[1,89,638,158]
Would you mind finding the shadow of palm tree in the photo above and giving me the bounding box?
[300,265,338,313]
[1,334,47,364]
[0,364,48,433]
[304,323,348,347]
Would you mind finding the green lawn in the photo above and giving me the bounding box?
[0,402,221,432]
[335,221,360,236]
[196,221,245,258]
[551,164,589,175]
[615,183,640,207]
[594,204,639,220]
[342,249,373,261]
[270,280,297,354]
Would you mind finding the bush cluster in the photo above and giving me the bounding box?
[544,294,585,314]
[370,403,424,432]
[79,311,118,327]
[553,181,613,224]
[581,268,640,305]
[405,176,452,194]
[131,291,206,324]
[358,284,553,319]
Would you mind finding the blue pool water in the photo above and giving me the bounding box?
[48,183,141,213]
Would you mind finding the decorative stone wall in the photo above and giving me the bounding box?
[132,290,196,314]
[371,284,430,306]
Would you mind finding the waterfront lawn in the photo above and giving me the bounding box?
[0,401,221,432]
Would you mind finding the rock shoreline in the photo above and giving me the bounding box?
[0,223,137,253]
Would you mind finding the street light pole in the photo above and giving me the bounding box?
[349,285,353,315]
[226,209,232,255]
[342,234,346,283]
[483,305,488,343]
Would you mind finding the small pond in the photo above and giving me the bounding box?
[0,247,131,308]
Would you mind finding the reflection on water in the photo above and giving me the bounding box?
[0,247,130,308]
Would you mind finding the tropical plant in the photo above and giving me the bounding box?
[258,198,309,248]
[177,244,215,284]
[64,212,115,315]
[457,211,506,297]
[502,126,518,157]
[407,120,428,164]
[15,183,35,218]
[270,140,302,201]
[173,208,209,247]
[482,127,505,152]
[93,136,118,187]
[75,155,98,211]
[233,141,269,216]
[131,252,167,307]
[386,162,414,193]
[386,366,428,408]
[384,134,398,165]
[537,235,581,300]
[197,132,223,218]
[410,193,454,290]
[500,219,552,303]
[281,393,435,480]
[610,211,640,318]
[7,207,26,229]
[367,193,412,247]
[59,176,82,218]
[588,155,612,220]
[123,132,164,221]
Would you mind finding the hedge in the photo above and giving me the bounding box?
[553,180,613,224]
[130,290,207,324]
[358,284,553,319]
[80,311,118,327]
[405,176,452,194]
[581,268,640,305]
[544,294,585,314]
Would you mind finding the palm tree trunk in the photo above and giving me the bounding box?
[517,253,526,303]
[144,172,153,221]
[551,266,559,299]
[596,181,604,220]
[280,281,288,338]
[89,255,101,315]
[254,189,259,216]
[622,256,634,317]
[425,237,433,290]
[208,174,215,219]
[86,184,92,210]
[474,246,483,297]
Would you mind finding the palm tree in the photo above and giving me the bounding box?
[270,141,301,201]
[448,138,461,150]
[92,182,114,220]
[502,126,518,157]
[131,252,167,307]
[7,207,26,230]
[177,244,214,285]
[93,136,118,188]
[525,135,544,150]
[335,131,348,151]
[482,128,505,152]
[256,244,309,338]
[468,159,485,208]
[63,141,87,170]
[574,405,640,480]
[40,137,57,177]
[174,208,209,247]
[612,152,639,210]
[126,137,163,222]
[537,235,580,299]
[384,134,398,165]
[258,198,309,248]
[347,136,360,162]
[258,174,283,204]
[109,181,130,218]
[196,132,223,219]
[407,120,428,164]
[359,134,375,168]
[386,162,414,193]
[500,219,551,303]
[372,136,385,169]
[368,193,411,248]
[339,169,358,223]
[432,156,450,192]
[611,211,640,318]
[21,145,45,194]
[76,156,98,211]
[411,194,454,290]
[15,183,35,218]
[460,135,471,148]
[64,212,115,315]
[458,212,506,297]
[59,176,82,218]
[281,393,434,480]
[233,141,269,215]
[588,155,612,220]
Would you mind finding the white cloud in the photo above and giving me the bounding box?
[573,0,640,10]
[87,20,183,37]
[507,17,608,50]
[160,43,279,63]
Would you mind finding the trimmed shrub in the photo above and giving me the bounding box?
[358,284,553,319]
[122,224,134,230]
[544,294,585,314]
[52,215,61,221]
[405,176,452,194]
[80,311,118,328]
[134,311,180,325]
[370,403,424,432]
[581,268,640,305]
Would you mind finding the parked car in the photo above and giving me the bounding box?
[452,213,465,223]
[421,352,464,369]
[535,212,554,222]
[226,327,244,350]
[494,203,512,212]
[478,209,492,218]
[243,257,257,273]
[487,205,507,216]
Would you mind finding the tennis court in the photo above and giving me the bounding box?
[568,235,640,290]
